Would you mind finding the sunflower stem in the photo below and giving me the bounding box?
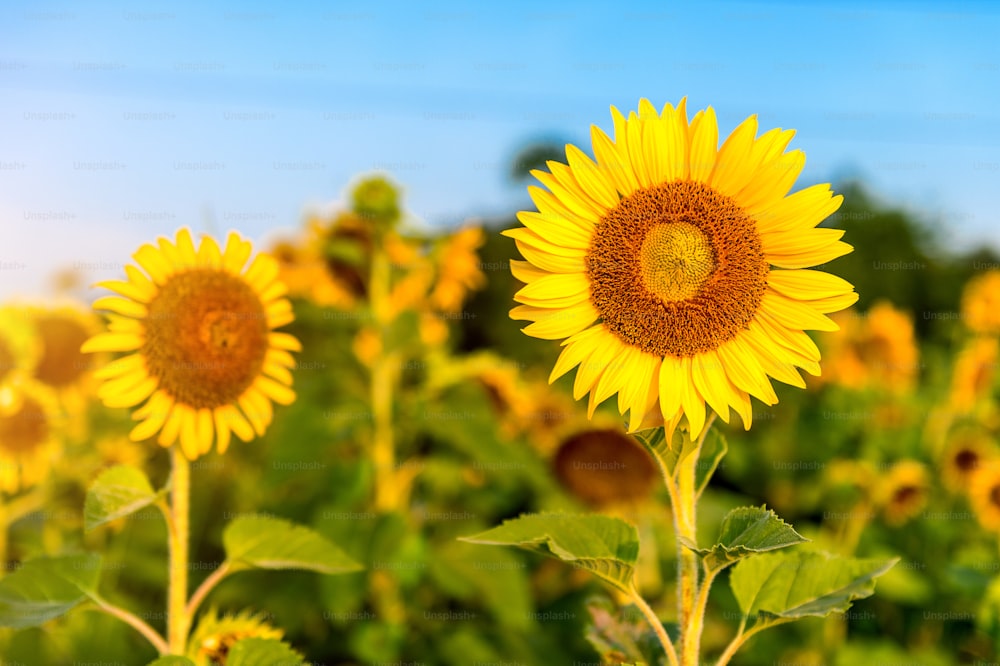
[91,595,169,655]
[629,582,679,666]
[369,236,398,512]
[186,560,232,618]
[167,445,191,655]
[677,414,716,666]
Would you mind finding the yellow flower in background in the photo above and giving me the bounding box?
[0,306,40,387]
[971,461,1000,531]
[962,271,1000,335]
[876,460,929,527]
[82,228,300,460]
[820,302,919,393]
[430,226,487,313]
[27,304,103,419]
[0,381,62,494]
[187,607,287,666]
[940,426,996,493]
[507,98,856,437]
[950,336,998,414]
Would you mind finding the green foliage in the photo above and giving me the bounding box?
[461,513,640,593]
[223,514,363,574]
[683,506,807,572]
[147,658,196,666]
[730,551,897,621]
[84,464,161,532]
[0,554,101,628]
[227,637,305,666]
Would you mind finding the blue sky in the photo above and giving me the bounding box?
[1,0,998,298]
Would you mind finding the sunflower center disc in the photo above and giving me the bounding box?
[0,397,49,453]
[639,222,715,302]
[955,449,979,472]
[142,269,268,409]
[587,180,769,357]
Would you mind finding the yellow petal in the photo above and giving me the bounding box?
[767,270,856,300]
[82,332,143,354]
[590,123,638,196]
[244,253,280,292]
[220,403,255,443]
[123,265,157,301]
[513,272,590,308]
[94,354,145,380]
[627,355,660,433]
[658,355,684,421]
[710,114,758,198]
[679,357,706,438]
[254,375,296,405]
[92,296,147,318]
[502,227,588,258]
[691,351,733,425]
[175,228,198,264]
[688,107,718,182]
[754,185,842,233]
[96,279,153,303]
[269,332,302,352]
[519,301,598,340]
[214,408,232,455]
[197,234,223,267]
[761,290,839,332]
[565,144,619,210]
[197,408,214,456]
[133,244,173,285]
[102,375,158,408]
[222,231,254,274]
[179,407,200,460]
[513,239,587,274]
[263,362,294,386]
[515,210,592,250]
[549,325,605,383]
[510,260,550,284]
[158,405,184,448]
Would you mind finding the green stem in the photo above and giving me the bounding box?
[678,414,716,666]
[630,583,679,666]
[186,560,232,618]
[167,446,191,654]
[714,618,792,666]
[369,239,398,512]
[91,595,169,655]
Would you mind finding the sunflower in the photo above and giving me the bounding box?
[962,271,1000,335]
[429,226,487,313]
[506,98,856,437]
[950,336,998,414]
[971,461,1000,531]
[82,228,300,461]
[0,381,62,494]
[876,460,929,527]
[0,306,40,387]
[187,607,287,666]
[820,302,919,393]
[26,304,103,423]
[940,426,997,493]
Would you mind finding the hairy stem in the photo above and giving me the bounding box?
[166,446,191,654]
[630,583,679,666]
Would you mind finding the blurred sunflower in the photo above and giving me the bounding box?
[429,225,487,313]
[876,460,929,526]
[0,381,62,494]
[187,607,288,666]
[820,302,919,393]
[552,426,659,507]
[961,271,1000,335]
[950,336,998,415]
[27,304,102,415]
[273,212,371,309]
[0,306,40,387]
[971,461,1000,531]
[507,98,856,437]
[82,228,300,460]
[940,426,996,493]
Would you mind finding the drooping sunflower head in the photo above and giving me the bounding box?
[0,381,62,494]
[506,99,856,437]
[82,228,301,461]
[961,271,1000,335]
[552,427,658,507]
[876,459,929,527]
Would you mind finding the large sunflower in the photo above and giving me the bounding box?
[82,228,300,460]
[506,98,856,436]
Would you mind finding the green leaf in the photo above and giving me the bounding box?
[84,464,161,532]
[147,658,196,666]
[227,637,305,666]
[632,426,688,476]
[223,514,363,575]
[0,554,101,628]
[459,513,639,593]
[730,551,897,621]
[682,506,807,572]
[585,596,671,666]
[694,428,728,497]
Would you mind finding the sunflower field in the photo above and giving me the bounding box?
[3,87,1000,666]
